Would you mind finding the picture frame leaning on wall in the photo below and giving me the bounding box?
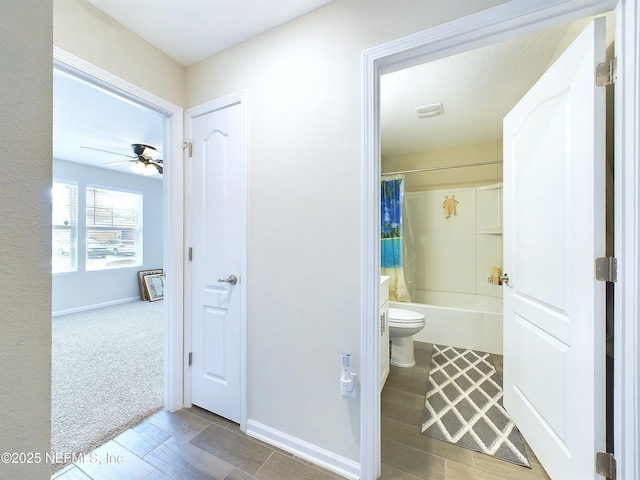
[143,273,164,302]
[137,268,163,300]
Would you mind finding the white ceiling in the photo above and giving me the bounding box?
[54,0,334,176]
[54,2,573,176]
[381,23,570,157]
[53,69,166,176]
[86,0,335,67]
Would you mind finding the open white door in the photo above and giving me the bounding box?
[187,101,244,423]
[502,18,607,480]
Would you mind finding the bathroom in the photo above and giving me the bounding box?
[382,144,504,358]
[377,150,527,477]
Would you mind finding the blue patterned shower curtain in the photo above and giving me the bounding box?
[381,175,410,302]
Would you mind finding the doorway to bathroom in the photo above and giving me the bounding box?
[363,2,628,479]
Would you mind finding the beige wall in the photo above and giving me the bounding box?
[54,0,185,106]
[186,0,507,463]
[383,140,503,191]
[0,1,53,479]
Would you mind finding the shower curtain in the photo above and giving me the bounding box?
[381,174,411,302]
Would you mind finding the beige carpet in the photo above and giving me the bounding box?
[51,300,164,469]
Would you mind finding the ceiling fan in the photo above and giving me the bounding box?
[81,143,163,175]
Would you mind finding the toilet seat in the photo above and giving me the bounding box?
[388,308,425,328]
[388,308,424,321]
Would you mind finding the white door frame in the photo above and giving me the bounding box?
[53,47,185,412]
[360,1,640,479]
[184,92,248,430]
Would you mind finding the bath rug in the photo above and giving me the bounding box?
[420,344,531,468]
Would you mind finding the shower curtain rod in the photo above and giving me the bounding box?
[382,160,502,176]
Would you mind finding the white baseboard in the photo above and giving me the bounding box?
[52,296,141,317]
[245,419,361,480]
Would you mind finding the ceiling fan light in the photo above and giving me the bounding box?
[130,162,159,176]
[145,163,160,175]
[130,162,147,175]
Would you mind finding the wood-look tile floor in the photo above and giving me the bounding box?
[380,341,551,480]
[52,341,551,480]
[51,407,345,480]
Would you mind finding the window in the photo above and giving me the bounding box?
[86,187,143,271]
[52,182,78,273]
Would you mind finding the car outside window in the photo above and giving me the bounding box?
[86,187,143,271]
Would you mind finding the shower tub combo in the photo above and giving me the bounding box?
[389,182,505,355]
[391,293,503,355]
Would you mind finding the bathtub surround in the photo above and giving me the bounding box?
[403,183,503,304]
[421,344,530,469]
[388,181,504,357]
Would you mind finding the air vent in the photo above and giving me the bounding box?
[415,103,444,118]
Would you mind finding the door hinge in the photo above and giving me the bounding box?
[188,247,193,262]
[183,141,193,158]
[188,352,193,366]
[595,257,617,283]
[596,57,617,87]
[595,451,616,479]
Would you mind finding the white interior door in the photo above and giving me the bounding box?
[502,18,606,480]
[188,101,243,423]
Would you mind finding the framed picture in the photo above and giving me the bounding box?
[143,273,164,302]
[138,269,163,300]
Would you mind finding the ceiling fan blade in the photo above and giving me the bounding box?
[101,159,136,166]
[81,146,136,158]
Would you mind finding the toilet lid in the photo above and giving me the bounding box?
[388,308,425,321]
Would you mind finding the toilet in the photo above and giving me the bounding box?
[388,308,426,367]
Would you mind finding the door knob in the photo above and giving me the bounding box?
[499,273,510,286]
[218,274,238,285]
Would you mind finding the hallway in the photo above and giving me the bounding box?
[52,407,343,480]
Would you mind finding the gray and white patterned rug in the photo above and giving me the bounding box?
[420,344,531,468]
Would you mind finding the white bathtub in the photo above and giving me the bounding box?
[390,293,503,354]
